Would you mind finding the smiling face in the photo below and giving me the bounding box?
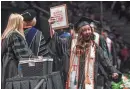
[79,25,92,42]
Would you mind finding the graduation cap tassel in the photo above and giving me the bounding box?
[74,76,77,85]
[85,75,91,84]
[79,84,82,89]
[85,49,91,84]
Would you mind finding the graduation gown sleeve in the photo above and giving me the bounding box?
[111,42,118,67]
[98,46,121,74]
[48,32,71,80]
[11,32,35,59]
[38,32,50,57]
[52,32,70,56]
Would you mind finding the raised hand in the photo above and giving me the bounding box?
[48,17,56,25]
[112,73,119,79]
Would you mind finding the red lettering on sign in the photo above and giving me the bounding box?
[53,10,63,22]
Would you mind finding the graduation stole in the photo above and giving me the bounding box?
[106,37,112,53]
[66,36,96,89]
[25,27,37,47]
[94,32,100,45]
[84,44,96,89]
[66,33,79,89]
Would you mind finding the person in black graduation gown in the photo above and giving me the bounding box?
[51,17,121,89]
[22,9,54,76]
[47,17,72,86]
[90,21,110,60]
[21,9,50,57]
[1,13,37,89]
[102,29,118,68]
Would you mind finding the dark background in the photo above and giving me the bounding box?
[1,1,130,45]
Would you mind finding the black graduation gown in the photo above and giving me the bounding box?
[94,44,121,89]
[48,33,121,89]
[66,43,121,89]
[1,31,36,89]
[98,35,110,59]
[109,41,118,67]
[24,27,50,57]
[24,27,53,76]
[99,35,118,68]
[47,32,71,83]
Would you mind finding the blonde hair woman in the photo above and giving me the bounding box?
[2,13,24,39]
[1,13,35,89]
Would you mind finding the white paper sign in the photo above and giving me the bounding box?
[50,4,69,30]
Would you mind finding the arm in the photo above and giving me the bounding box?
[98,46,121,79]
[48,17,55,38]
[48,17,70,56]
[111,42,117,67]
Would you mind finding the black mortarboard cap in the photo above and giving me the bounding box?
[90,20,102,29]
[21,9,36,21]
[102,25,111,32]
[74,17,95,32]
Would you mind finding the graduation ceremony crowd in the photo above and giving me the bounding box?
[1,1,130,89]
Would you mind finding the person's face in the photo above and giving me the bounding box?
[23,17,37,27]
[103,31,108,38]
[80,25,92,35]
[19,17,24,29]
[80,25,92,42]
[23,21,27,27]
[102,31,108,39]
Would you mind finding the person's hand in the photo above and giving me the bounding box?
[48,17,56,25]
[112,73,119,79]
[48,17,56,38]
[70,29,75,39]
